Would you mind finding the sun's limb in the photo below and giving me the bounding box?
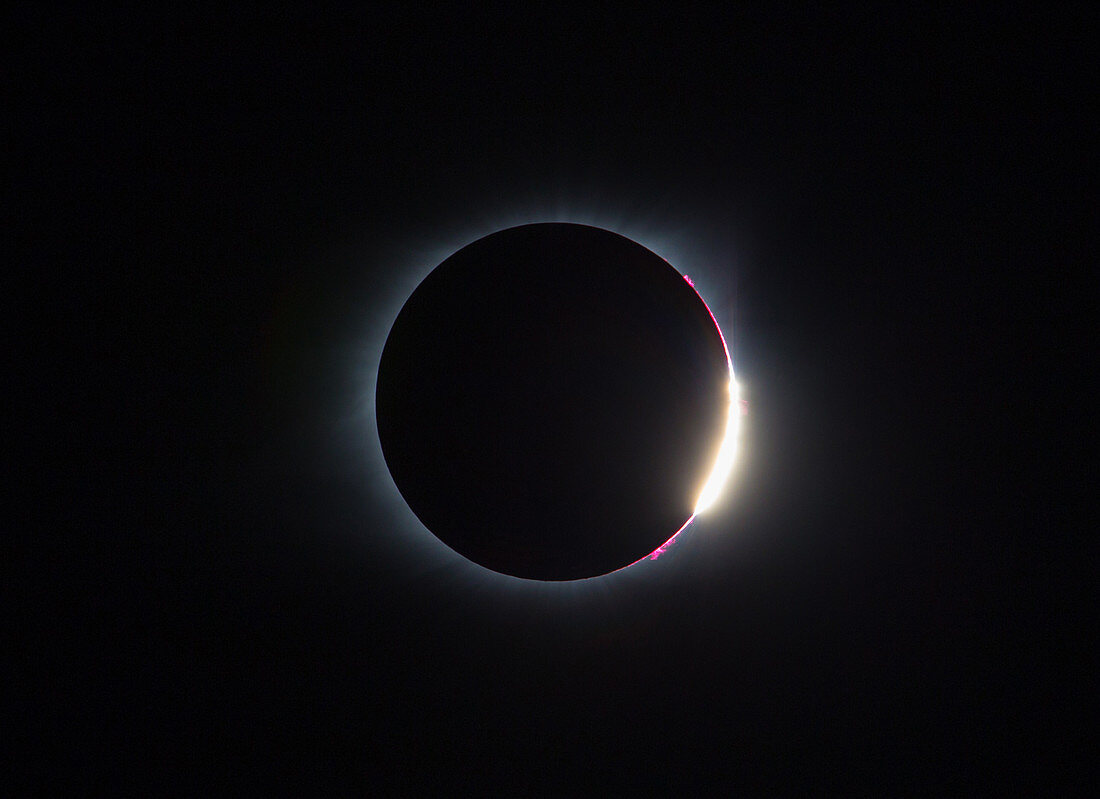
[685,275,741,516]
[693,377,740,514]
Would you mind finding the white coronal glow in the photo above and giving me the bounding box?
[354,202,744,586]
[694,377,741,515]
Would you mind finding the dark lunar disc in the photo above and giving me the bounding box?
[376,223,729,580]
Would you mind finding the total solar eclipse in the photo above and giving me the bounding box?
[376,223,738,581]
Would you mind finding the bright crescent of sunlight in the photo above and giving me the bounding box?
[694,377,741,515]
[686,275,742,516]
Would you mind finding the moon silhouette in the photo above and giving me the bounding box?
[376,223,730,580]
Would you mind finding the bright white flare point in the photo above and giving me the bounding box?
[693,377,741,514]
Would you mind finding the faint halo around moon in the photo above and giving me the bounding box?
[376,223,729,580]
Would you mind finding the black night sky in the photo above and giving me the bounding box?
[10,6,1089,793]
